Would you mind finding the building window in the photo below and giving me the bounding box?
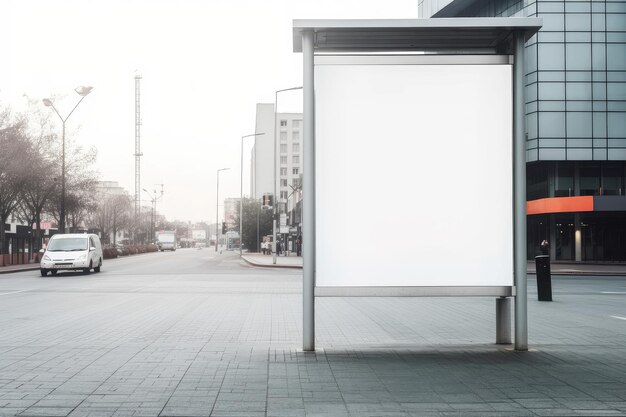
[292,168,299,175]
[292,143,300,153]
[280,132,287,142]
[602,166,623,196]
[280,144,287,153]
[554,163,574,197]
[527,163,549,200]
[280,191,288,199]
[281,179,288,187]
[292,131,300,141]
[292,178,300,187]
[580,165,601,196]
[280,168,287,176]
[280,120,287,127]
[293,120,301,129]
[280,156,287,165]
[293,155,299,164]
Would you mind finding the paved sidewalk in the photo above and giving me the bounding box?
[241,252,626,276]
[0,262,39,274]
[527,260,626,276]
[242,252,303,268]
[1,251,626,417]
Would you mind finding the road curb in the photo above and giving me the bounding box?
[528,271,626,276]
[241,256,303,269]
[0,251,160,275]
[0,266,40,275]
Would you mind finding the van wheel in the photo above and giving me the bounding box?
[40,269,48,277]
[94,259,101,273]
[83,261,92,274]
[50,270,58,276]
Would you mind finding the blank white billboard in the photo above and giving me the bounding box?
[315,56,513,288]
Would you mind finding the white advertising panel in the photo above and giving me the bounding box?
[315,57,513,287]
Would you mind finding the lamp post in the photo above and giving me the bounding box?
[240,133,265,256]
[273,86,302,264]
[143,188,164,243]
[43,86,93,234]
[216,168,230,252]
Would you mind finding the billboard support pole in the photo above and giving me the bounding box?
[496,297,512,344]
[513,30,528,351]
[302,29,316,352]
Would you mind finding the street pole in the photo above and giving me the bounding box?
[513,30,528,351]
[240,133,264,257]
[273,86,302,264]
[61,120,66,232]
[216,168,229,252]
[142,188,163,244]
[43,86,93,234]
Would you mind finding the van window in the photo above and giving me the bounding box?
[90,237,96,248]
[47,238,89,252]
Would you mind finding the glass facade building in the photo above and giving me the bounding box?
[420,0,626,261]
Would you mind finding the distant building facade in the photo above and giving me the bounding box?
[419,0,626,261]
[252,104,303,213]
[95,181,132,244]
[252,104,303,247]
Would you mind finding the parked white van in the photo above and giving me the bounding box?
[40,233,103,276]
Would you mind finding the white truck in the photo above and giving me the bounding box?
[156,231,177,251]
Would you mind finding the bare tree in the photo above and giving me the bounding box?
[109,194,132,245]
[0,107,33,255]
[87,193,132,245]
[45,138,99,232]
[18,99,60,251]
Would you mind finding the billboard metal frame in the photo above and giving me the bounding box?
[294,18,542,352]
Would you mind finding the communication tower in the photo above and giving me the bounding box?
[134,74,143,222]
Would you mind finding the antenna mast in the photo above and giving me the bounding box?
[134,74,143,229]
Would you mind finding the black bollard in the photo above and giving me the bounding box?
[535,255,552,301]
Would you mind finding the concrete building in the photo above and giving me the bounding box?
[252,104,303,215]
[419,0,626,261]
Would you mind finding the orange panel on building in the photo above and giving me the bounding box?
[527,196,594,215]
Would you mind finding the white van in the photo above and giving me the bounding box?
[40,233,103,276]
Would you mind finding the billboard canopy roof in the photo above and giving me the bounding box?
[293,18,542,53]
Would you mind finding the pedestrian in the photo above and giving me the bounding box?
[277,240,282,256]
[540,239,549,255]
[296,235,302,257]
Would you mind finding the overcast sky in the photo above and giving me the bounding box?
[3,0,417,224]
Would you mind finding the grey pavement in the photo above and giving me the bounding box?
[241,250,626,277]
[0,249,625,416]
[241,252,303,269]
[4,252,626,276]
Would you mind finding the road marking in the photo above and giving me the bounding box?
[611,316,626,321]
[602,292,626,294]
[0,290,29,296]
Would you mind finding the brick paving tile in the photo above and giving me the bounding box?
[1,253,625,416]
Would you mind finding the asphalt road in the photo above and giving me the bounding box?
[0,249,625,416]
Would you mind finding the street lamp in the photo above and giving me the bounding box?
[216,168,230,252]
[240,133,265,257]
[273,86,302,263]
[43,85,93,234]
[143,188,164,243]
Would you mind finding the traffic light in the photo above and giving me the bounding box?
[222,222,227,234]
